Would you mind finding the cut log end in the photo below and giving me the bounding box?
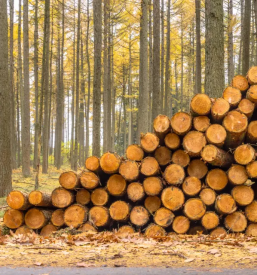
[206,169,228,191]
[247,66,257,85]
[211,98,230,123]
[193,116,210,132]
[187,159,208,179]
[100,152,121,174]
[161,187,185,211]
[51,209,65,227]
[153,207,175,228]
[210,227,227,238]
[245,201,257,222]
[4,209,24,229]
[79,222,97,233]
[153,114,171,139]
[246,224,257,236]
[183,131,206,157]
[145,224,166,237]
[25,209,52,229]
[247,85,257,104]
[228,165,248,185]
[199,188,216,206]
[182,176,202,197]
[231,185,254,206]
[119,160,139,181]
[76,189,91,205]
[222,86,242,107]
[205,124,227,147]
[172,216,190,234]
[127,182,145,202]
[234,144,255,165]
[154,146,172,166]
[15,225,33,235]
[171,150,190,168]
[140,132,159,153]
[247,161,257,178]
[126,145,144,161]
[201,211,219,230]
[215,194,236,215]
[190,94,211,116]
[59,171,79,190]
[140,157,159,176]
[184,198,206,221]
[91,188,109,206]
[143,177,163,196]
[170,112,192,136]
[238,99,255,118]
[51,187,74,208]
[40,224,57,237]
[7,191,30,210]
[232,75,249,92]
[247,121,257,144]
[130,206,149,227]
[118,225,135,234]
[164,133,181,150]
[89,206,110,227]
[188,226,207,235]
[107,174,127,197]
[80,171,100,190]
[110,201,130,221]
[28,191,52,207]
[163,164,185,185]
[144,196,161,214]
[224,211,247,232]
[85,156,100,172]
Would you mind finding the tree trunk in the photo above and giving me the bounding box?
[180,13,184,109]
[242,0,251,75]
[160,0,164,113]
[195,0,201,93]
[228,0,234,83]
[148,0,153,130]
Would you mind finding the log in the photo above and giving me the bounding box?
[246,161,257,178]
[234,144,256,165]
[170,112,192,136]
[246,85,257,104]
[153,114,171,141]
[199,188,216,206]
[154,146,172,166]
[205,124,227,147]
[64,204,88,229]
[182,176,202,197]
[51,209,65,227]
[247,121,257,144]
[153,207,175,228]
[183,198,206,221]
[91,188,109,206]
[143,177,163,196]
[51,187,75,208]
[172,216,190,234]
[100,152,121,174]
[15,225,33,235]
[140,157,159,176]
[211,98,230,124]
[231,185,254,206]
[224,211,247,232]
[190,94,212,116]
[140,132,159,153]
[247,66,257,85]
[187,159,208,179]
[28,191,52,207]
[110,201,130,222]
[245,201,257,222]
[164,132,181,150]
[228,164,248,185]
[215,194,237,215]
[206,169,228,191]
[118,225,135,234]
[201,211,219,230]
[89,206,110,227]
[222,86,242,107]
[183,131,206,157]
[119,160,139,182]
[145,224,166,237]
[79,222,97,233]
[130,206,149,227]
[193,116,210,132]
[127,182,145,202]
[210,227,227,238]
[161,187,185,211]
[3,209,24,229]
[76,189,91,205]
[171,150,190,168]
[106,174,127,197]
[223,110,248,149]
[126,144,144,161]
[85,156,100,172]
[40,224,57,237]
[188,226,207,235]
[25,208,52,229]
[7,190,31,210]
[231,75,249,92]
[238,99,255,119]
[246,224,257,236]
[144,196,161,214]
[59,171,80,190]
[163,164,185,185]
[80,171,100,190]
[201,144,233,168]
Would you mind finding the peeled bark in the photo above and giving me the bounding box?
[107,174,127,197]
[210,227,227,237]
[119,160,139,182]
[211,98,230,124]
[206,169,228,191]
[64,204,88,228]
[130,206,149,227]
[145,223,166,237]
[144,196,161,214]
[40,224,57,237]
[228,165,248,185]
[154,207,174,228]
[161,187,185,211]
[127,182,145,202]
[153,114,171,141]
[76,189,91,205]
[89,206,110,227]
[164,133,180,150]
[182,176,202,197]
[140,132,159,153]
[110,201,130,222]
[100,152,121,174]
[231,185,254,206]
[205,124,227,147]
[201,144,233,168]
[215,194,237,214]
[245,201,257,222]
[172,216,190,234]
[126,145,144,161]
[4,209,24,229]
[193,116,210,132]
[183,131,206,157]
[246,161,257,178]
[154,146,172,166]
[7,191,31,210]
[222,87,242,107]
[201,211,219,230]
[234,144,256,165]
[224,211,247,232]
[91,188,109,206]
[118,225,135,234]
[190,94,212,116]
[187,159,208,179]
[85,156,100,172]
[170,112,192,136]
[28,191,52,207]
[171,150,190,168]
[238,99,255,119]
[184,198,206,221]
[143,177,163,196]
[163,164,185,185]
[199,188,216,206]
[51,187,75,208]
[231,75,249,92]
[51,209,65,227]
[140,157,159,176]
[247,121,257,143]
[247,66,257,85]
[25,209,52,229]
[80,171,100,190]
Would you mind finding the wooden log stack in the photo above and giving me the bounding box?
[4,67,257,237]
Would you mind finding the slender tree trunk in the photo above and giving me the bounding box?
[92,0,102,157]
[175,58,178,113]
[0,0,12,196]
[254,0,257,65]
[195,0,201,93]
[160,0,164,113]
[61,0,65,166]
[205,0,224,98]
[122,63,127,154]
[228,0,234,84]
[128,32,133,146]
[242,0,251,75]
[16,73,21,168]
[138,0,149,140]
[180,13,184,109]
[148,0,153,131]
[238,0,244,74]
[22,0,31,177]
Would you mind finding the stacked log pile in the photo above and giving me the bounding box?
[4,67,257,238]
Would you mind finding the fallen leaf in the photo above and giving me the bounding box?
[76,262,95,267]
[208,249,220,255]
[184,258,194,263]
[34,262,42,266]
[214,253,222,257]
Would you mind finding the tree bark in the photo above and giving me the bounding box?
[242,0,251,75]
[195,0,201,93]
[228,0,234,83]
